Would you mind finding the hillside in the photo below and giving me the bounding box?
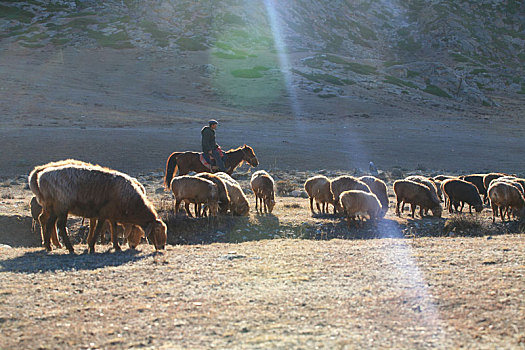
[1,0,524,109]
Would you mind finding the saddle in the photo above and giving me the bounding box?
[199,148,225,171]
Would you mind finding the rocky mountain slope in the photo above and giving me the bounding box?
[1,0,524,107]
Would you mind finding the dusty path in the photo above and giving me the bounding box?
[1,112,523,179]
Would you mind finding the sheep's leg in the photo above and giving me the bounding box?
[491,203,497,223]
[184,202,193,218]
[86,218,97,245]
[309,197,314,214]
[315,201,321,214]
[400,201,405,213]
[42,211,57,251]
[88,218,106,254]
[459,202,465,213]
[411,204,416,218]
[110,221,121,252]
[395,200,401,216]
[469,205,473,214]
[56,213,74,254]
[174,199,181,215]
[500,207,505,221]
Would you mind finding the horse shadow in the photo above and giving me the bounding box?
[0,247,157,274]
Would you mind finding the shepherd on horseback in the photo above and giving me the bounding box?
[201,119,226,172]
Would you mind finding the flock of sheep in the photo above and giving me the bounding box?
[304,172,525,227]
[27,158,525,254]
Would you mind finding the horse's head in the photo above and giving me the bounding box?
[242,144,259,167]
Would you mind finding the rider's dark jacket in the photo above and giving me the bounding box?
[201,126,218,154]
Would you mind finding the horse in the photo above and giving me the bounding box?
[164,144,259,188]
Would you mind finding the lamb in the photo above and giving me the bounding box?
[459,174,488,203]
[195,172,230,214]
[330,176,371,213]
[487,181,525,222]
[30,196,43,232]
[215,172,250,216]
[339,190,382,228]
[442,179,483,214]
[304,175,335,215]
[85,220,145,249]
[170,175,219,217]
[250,170,275,214]
[359,176,388,217]
[32,163,167,253]
[393,180,442,218]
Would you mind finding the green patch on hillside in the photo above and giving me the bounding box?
[345,62,377,75]
[423,84,452,98]
[384,75,418,89]
[471,68,488,75]
[231,69,263,78]
[451,53,470,63]
[88,30,134,49]
[177,36,207,51]
[291,69,349,86]
[140,21,171,47]
[0,5,34,23]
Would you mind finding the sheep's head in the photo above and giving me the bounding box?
[265,198,276,213]
[431,206,442,218]
[126,226,144,249]
[145,219,167,250]
[474,204,484,213]
[236,202,250,216]
[207,200,219,216]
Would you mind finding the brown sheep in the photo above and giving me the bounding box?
[330,176,371,213]
[490,178,525,219]
[394,180,442,218]
[250,170,275,214]
[170,176,219,218]
[195,172,230,214]
[304,175,335,215]
[359,176,388,217]
[405,175,442,215]
[433,175,456,182]
[459,174,488,203]
[215,172,250,216]
[33,163,167,254]
[483,173,509,192]
[442,179,483,214]
[488,181,525,222]
[339,190,382,228]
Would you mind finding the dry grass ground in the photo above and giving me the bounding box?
[1,170,524,348]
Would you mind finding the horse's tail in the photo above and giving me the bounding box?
[164,153,179,189]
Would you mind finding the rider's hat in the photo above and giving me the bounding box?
[209,119,218,126]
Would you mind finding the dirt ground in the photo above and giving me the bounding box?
[1,45,525,348]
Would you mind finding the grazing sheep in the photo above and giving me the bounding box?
[393,180,442,218]
[170,176,219,218]
[304,175,335,215]
[405,175,441,201]
[32,163,167,253]
[29,159,96,248]
[483,173,509,192]
[195,172,230,214]
[460,174,488,203]
[433,175,456,182]
[250,170,275,214]
[488,181,525,222]
[494,177,525,196]
[215,172,250,216]
[339,190,382,228]
[330,176,371,213]
[442,179,483,214]
[359,176,388,217]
